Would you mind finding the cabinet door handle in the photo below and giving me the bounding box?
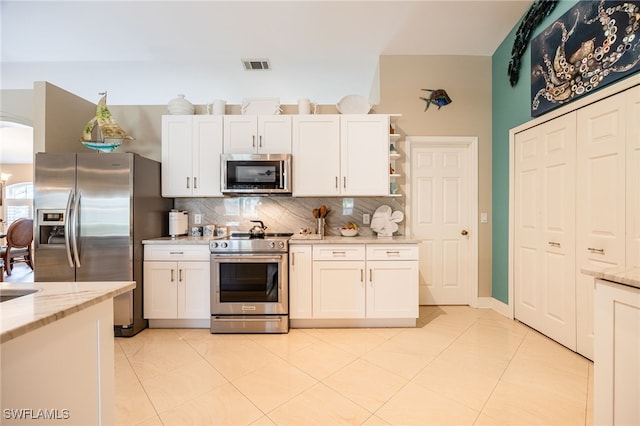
[186,177,190,189]
[386,250,401,256]
[343,177,346,189]
[360,269,364,284]
[548,242,561,248]
[332,251,346,257]
[259,135,263,148]
[588,247,605,255]
[171,269,175,282]
[170,251,184,255]
[194,177,198,189]
[252,135,256,148]
[291,252,295,266]
[179,269,183,282]
[335,176,338,189]
[369,268,373,284]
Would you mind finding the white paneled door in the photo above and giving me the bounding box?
[410,138,476,305]
[514,113,577,351]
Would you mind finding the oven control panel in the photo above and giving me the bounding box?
[210,238,288,253]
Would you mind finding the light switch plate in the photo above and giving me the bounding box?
[363,213,370,225]
[194,214,202,224]
[480,212,488,224]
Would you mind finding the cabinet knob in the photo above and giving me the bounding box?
[461,229,468,236]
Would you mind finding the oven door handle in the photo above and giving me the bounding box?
[212,254,286,262]
[212,317,283,322]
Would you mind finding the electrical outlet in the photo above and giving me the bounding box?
[194,214,202,224]
[363,213,370,225]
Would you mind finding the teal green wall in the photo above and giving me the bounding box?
[491,0,578,303]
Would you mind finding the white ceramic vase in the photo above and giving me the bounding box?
[168,94,195,115]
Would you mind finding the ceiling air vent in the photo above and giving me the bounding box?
[242,59,271,71]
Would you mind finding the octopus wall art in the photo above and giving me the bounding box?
[530,0,640,117]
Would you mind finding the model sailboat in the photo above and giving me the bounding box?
[81,92,134,152]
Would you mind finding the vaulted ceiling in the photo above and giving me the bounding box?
[1,0,532,163]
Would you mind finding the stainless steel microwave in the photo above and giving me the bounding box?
[221,153,292,195]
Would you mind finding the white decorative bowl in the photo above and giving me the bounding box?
[340,228,358,237]
[336,94,372,114]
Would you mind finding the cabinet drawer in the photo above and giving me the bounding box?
[313,245,365,260]
[366,245,418,261]
[144,244,210,261]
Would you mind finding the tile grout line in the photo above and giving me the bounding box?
[471,326,531,424]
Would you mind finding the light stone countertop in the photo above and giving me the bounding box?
[1,281,135,344]
[143,235,419,245]
[142,236,219,245]
[581,266,640,290]
[289,235,419,244]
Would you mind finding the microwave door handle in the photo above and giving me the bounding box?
[64,189,75,268]
[280,160,284,189]
[71,190,81,268]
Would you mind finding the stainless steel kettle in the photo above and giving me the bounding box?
[249,220,267,237]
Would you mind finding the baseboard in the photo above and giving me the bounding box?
[491,298,511,318]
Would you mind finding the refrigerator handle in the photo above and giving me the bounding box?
[64,189,75,268]
[71,190,81,268]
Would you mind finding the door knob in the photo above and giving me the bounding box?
[461,229,468,236]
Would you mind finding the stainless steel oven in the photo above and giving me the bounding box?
[210,234,290,333]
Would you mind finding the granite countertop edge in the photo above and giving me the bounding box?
[581,266,640,290]
[143,235,419,245]
[1,281,136,344]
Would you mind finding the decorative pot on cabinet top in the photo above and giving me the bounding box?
[168,94,195,115]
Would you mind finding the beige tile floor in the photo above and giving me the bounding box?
[115,306,593,426]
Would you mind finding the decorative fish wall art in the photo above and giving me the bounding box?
[419,89,452,111]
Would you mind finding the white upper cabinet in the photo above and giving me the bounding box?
[292,115,341,196]
[161,115,223,197]
[292,114,390,196]
[223,115,292,154]
[340,115,390,196]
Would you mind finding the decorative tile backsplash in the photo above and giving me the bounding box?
[175,197,406,237]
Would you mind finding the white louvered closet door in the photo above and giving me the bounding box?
[514,112,577,350]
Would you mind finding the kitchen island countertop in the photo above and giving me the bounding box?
[581,266,640,290]
[0,281,135,343]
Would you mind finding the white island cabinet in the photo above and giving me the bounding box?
[1,281,135,426]
[594,272,640,426]
[143,244,210,328]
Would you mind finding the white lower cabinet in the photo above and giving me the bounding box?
[143,245,210,322]
[366,245,419,318]
[594,278,640,426]
[290,243,418,325]
[289,245,313,319]
[313,259,366,318]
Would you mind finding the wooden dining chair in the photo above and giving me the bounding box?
[0,218,34,276]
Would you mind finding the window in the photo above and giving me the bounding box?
[4,182,33,227]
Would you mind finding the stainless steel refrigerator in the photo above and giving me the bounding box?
[34,152,173,336]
